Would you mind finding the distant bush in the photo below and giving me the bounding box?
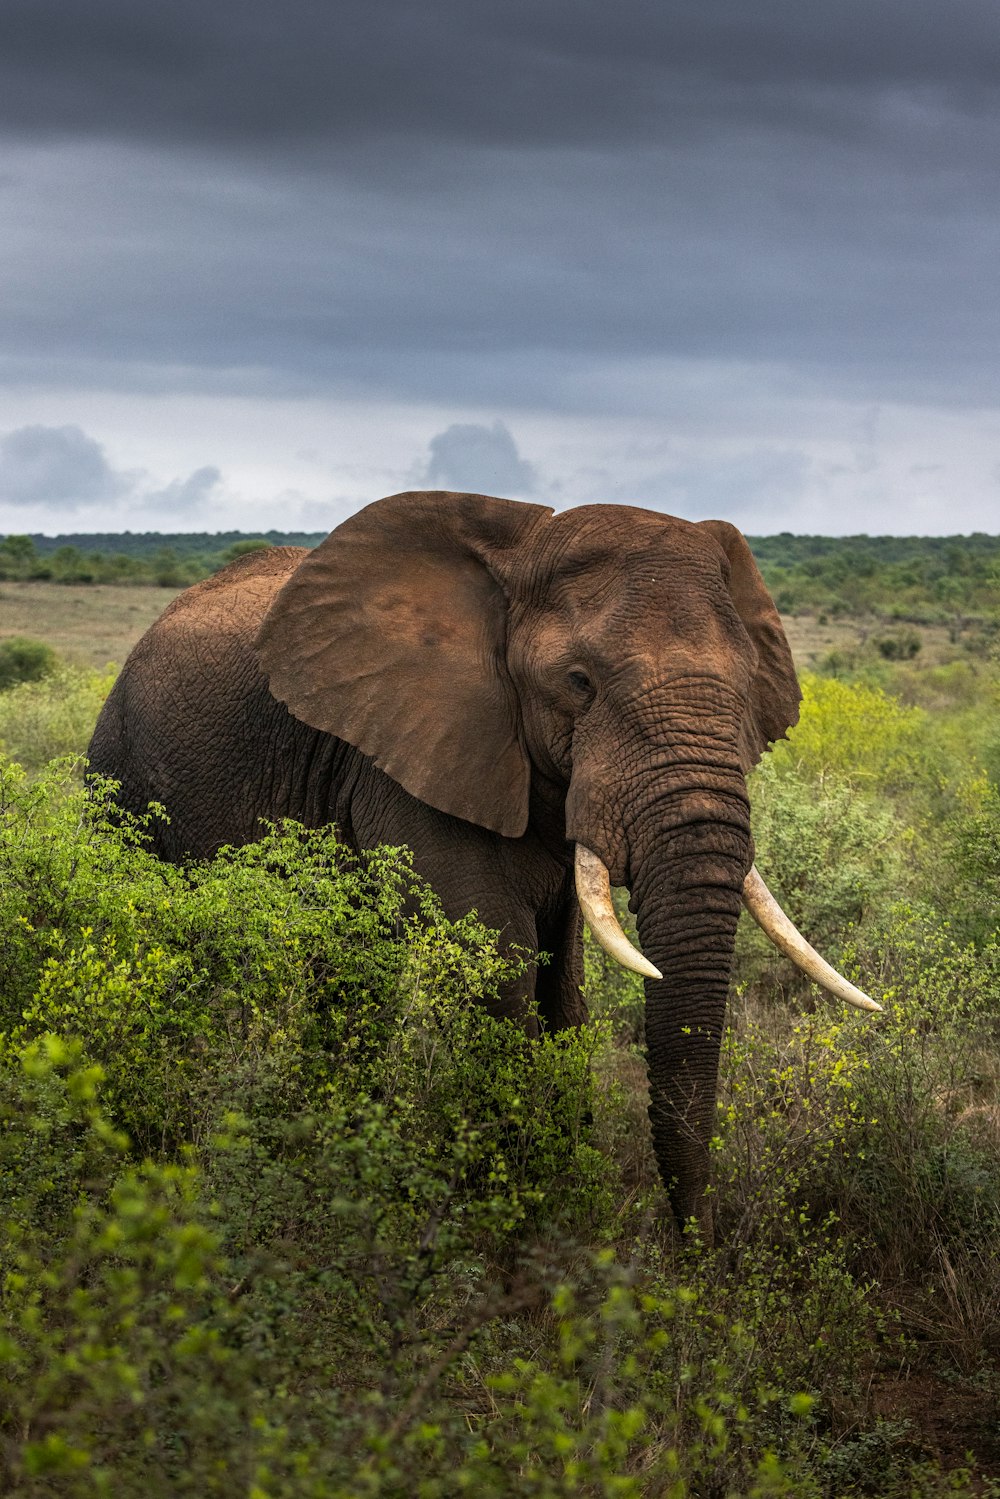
[0,636,57,692]
[223,538,273,562]
[769,673,928,793]
[875,629,922,660]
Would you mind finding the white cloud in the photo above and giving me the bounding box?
[0,423,227,533]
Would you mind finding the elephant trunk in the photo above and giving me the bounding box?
[625,785,751,1238]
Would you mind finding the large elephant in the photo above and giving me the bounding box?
[88,491,877,1236]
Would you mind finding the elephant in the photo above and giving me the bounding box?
[87,490,878,1238]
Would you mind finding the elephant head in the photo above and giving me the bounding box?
[256,490,877,1231]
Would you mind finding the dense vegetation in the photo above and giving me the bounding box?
[749,533,1000,623]
[0,533,325,588]
[1,572,1000,1494]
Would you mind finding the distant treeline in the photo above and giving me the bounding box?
[1,528,999,620]
[748,532,1000,620]
[0,531,325,588]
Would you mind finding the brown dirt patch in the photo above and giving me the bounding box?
[871,1369,1000,1484]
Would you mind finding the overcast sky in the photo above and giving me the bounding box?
[2,0,999,537]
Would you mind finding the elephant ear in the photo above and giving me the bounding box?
[256,490,553,837]
[697,519,801,771]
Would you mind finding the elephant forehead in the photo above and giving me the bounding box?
[515,540,755,684]
[537,514,725,602]
[541,504,717,565]
[539,548,740,643]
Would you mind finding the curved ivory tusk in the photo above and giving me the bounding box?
[742,864,882,1013]
[575,845,663,980]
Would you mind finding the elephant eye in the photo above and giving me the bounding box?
[567,669,595,700]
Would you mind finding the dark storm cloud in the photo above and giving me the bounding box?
[1,0,999,420]
[1,0,998,149]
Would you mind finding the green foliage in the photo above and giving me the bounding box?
[0,664,116,772]
[770,674,928,792]
[224,537,275,561]
[0,636,58,692]
[0,529,326,586]
[0,1041,822,1499]
[0,775,835,1497]
[944,776,1000,945]
[1,594,1000,1488]
[875,629,922,660]
[750,532,1000,622]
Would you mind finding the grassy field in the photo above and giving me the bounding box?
[0,582,183,670]
[0,580,990,676]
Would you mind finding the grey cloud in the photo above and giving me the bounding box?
[610,448,814,530]
[0,0,998,419]
[145,464,222,515]
[1,1,998,152]
[1,1,999,536]
[423,422,538,496]
[0,423,134,508]
[3,123,999,416]
[0,424,223,522]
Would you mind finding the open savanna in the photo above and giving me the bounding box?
[0,578,988,676]
[0,581,184,670]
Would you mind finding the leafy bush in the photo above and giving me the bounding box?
[0,775,840,1498]
[0,665,116,772]
[945,777,1000,946]
[769,674,928,794]
[0,636,57,691]
[0,1041,824,1499]
[2,640,1000,1489]
[875,630,922,661]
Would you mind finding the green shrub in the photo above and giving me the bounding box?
[0,785,830,1499]
[2,707,1000,1490]
[931,775,1000,948]
[875,630,922,661]
[223,538,272,562]
[769,673,928,793]
[0,636,58,692]
[0,664,116,772]
[725,906,1000,1383]
[0,769,611,1236]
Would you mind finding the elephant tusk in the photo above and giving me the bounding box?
[575,845,662,980]
[742,864,882,1013]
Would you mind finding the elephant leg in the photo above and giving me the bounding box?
[534,879,587,1033]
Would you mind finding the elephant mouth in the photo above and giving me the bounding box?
[574,844,882,1014]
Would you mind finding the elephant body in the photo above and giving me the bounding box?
[88,492,801,1234]
[91,545,585,1031]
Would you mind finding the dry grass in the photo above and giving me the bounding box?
[0,582,184,670]
[1,583,983,680]
[782,611,982,672]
